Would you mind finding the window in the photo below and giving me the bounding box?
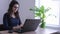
[35,0,59,27]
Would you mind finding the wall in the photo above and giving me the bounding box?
[0,0,9,24]
[0,0,35,24]
[17,0,35,24]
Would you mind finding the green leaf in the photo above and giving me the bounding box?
[39,5,45,13]
[35,13,41,16]
[44,7,51,13]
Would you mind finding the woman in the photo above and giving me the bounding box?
[3,0,23,31]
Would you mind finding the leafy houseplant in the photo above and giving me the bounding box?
[30,5,51,28]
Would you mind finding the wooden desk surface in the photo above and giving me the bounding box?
[0,27,57,34]
[0,30,36,34]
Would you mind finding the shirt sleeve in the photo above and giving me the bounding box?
[3,13,12,30]
[19,18,22,25]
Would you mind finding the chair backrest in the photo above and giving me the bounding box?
[0,24,5,31]
[22,19,41,32]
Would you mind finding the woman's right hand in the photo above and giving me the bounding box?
[13,26,20,30]
[13,26,17,30]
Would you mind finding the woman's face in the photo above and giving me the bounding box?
[12,4,19,13]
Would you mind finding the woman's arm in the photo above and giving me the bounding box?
[3,13,9,30]
[19,18,23,28]
[13,19,23,30]
[3,13,12,30]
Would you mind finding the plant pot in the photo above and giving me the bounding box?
[40,22,45,28]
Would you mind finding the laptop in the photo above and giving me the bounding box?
[21,19,41,32]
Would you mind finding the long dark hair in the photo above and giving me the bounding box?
[7,0,20,19]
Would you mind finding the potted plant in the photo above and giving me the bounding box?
[30,5,51,28]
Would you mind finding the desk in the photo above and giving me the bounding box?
[0,27,58,34]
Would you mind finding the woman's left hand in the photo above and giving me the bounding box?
[16,25,21,29]
[16,24,23,29]
[19,24,23,28]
